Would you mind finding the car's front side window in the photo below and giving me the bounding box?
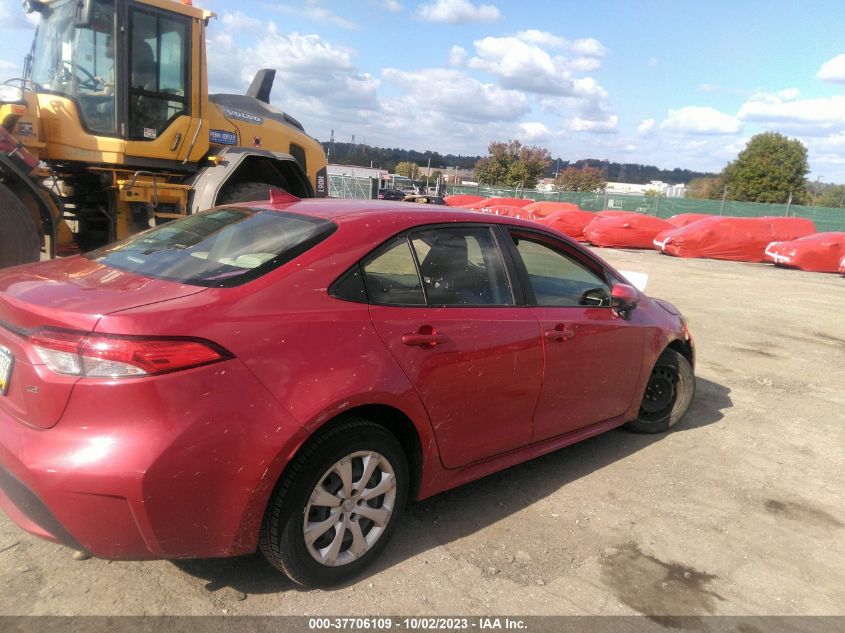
[511,234,611,307]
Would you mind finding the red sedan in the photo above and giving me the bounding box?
[0,199,695,587]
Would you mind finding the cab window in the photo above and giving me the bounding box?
[128,8,189,139]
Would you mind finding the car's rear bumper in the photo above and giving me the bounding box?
[0,359,307,560]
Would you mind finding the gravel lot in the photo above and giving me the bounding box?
[1,248,843,617]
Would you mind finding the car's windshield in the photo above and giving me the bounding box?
[30,0,116,134]
[85,207,337,287]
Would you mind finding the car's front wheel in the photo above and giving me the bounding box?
[259,418,408,587]
[625,348,695,434]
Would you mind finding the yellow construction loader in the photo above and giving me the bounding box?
[0,0,328,268]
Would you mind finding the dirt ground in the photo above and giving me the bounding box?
[1,248,843,617]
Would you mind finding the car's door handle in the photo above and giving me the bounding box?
[544,325,575,341]
[401,332,448,347]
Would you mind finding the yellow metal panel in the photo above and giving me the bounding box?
[37,94,125,162]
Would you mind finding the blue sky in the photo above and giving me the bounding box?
[3,0,845,181]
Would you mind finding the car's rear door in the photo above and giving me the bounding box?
[502,228,644,442]
[365,225,543,469]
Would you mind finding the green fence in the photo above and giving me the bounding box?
[445,186,845,233]
[328,175,377,199]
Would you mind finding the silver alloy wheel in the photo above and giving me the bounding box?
[303,450,397,567]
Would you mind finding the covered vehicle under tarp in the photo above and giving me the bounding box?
[444,194,486,207]
[464,197,535,209]
[584,214,674,249]
[522,201,582,217]
[537,210,596,241]
[477,205,538,220]
[667,213,713,227]
[653,216,816,262]
[764,232,845,273]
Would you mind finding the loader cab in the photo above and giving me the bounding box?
[26,0,207,164]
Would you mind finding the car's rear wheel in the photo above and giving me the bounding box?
[259,418,408,588]
[625,348,694,434]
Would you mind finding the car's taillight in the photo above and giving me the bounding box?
[29,330,229,378]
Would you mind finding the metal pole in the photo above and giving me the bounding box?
[785,191,792,216]
[720,185,727,215]
[426,157,431,193]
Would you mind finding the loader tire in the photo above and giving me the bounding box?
[217,181,282,205]
[0,183,40,269]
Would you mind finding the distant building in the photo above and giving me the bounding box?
[327,164,388,180]
[606,180,686,198]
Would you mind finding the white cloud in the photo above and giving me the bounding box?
[647,57,659,68]
[272,4,359,30]
[382,68,528,123]
[697,83,720,93]
[382,0,403,11]
[207,19,379,117]
[636,118,655,135]
[221,11,264,31]
[738,95,845,135]
[746,88,801,104]
[817,54,845,84]
[518,121,553,141]
[515,30,566,49]
[570,38,607,58]
[449,45,468,66]
[660,106,741,135]
[416,0,501,24]
[567,115,618,133]
[468,35,609,97]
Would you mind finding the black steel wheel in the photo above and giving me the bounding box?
[625,348,695,434]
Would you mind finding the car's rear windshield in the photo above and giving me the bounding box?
[85,207,337,287]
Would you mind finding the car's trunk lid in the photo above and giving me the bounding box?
[0,257,206,429]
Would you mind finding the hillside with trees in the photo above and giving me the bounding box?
[322,141,716,185]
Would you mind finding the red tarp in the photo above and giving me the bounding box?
[596,210,639,218]
[522,201,582,217]
[478,205,539,221]
[763,232,845,273]
[653,216,816,262]
[444,194,485,207]
[666,213,713,227]
[584,214,674,249]
[840,255,845,275]
[464,197,535,209]
[537,210,596,241]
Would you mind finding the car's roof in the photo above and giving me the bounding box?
[241,198,539,230]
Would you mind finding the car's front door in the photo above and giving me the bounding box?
[365,226,543,469]
[505,229,645,442]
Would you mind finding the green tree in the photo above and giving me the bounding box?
[686,176,725,200]
[395,161,420,179]
[474,140,551,188]
[555,166,607,192]
[644,188,666,198]
[721,132,809,204]
[815,184,845,208]
[429,170,443,182]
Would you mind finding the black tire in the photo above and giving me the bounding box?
[259,417,409,588]
[0,183,40,268]
[625,348,695,434]
[217,181,281,205]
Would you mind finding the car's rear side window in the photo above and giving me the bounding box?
[86,207,336,287]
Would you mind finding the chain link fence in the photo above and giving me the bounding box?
[445,186,845,233]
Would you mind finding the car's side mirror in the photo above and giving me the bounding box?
[611,283,640,318]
